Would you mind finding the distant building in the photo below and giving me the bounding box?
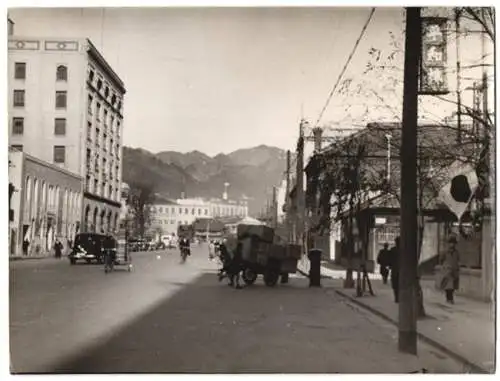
[9,149,83,257]
[208,198,248,218]
[148,194,249,237]
[8,33,126,234]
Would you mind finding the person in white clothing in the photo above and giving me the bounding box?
[208,240,215,260]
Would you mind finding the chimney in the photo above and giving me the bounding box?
[223,182,229,201]
[312,127,323,152]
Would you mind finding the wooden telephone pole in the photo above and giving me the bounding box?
[399,6,421,355]
[285,150,291,242]
[296,120,306,250]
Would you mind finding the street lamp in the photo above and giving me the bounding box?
[385,133,392,181]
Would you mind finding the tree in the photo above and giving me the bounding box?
[128,181,156,239]
[326,6,493,316]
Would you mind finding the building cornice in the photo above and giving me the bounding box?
[86,39,126,94]
[84,191,121,208]
[11,151,83,182]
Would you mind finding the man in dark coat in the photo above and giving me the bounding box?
[388,236,400,303]
[54,239,63,259]
[377,243,391,284]
[227,243,244,289]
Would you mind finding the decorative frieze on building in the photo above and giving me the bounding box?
[8,39,40,50]
[44,40,79,51]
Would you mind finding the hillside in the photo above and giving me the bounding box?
[123,145,288,215]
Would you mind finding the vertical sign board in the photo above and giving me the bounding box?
[419,17,449,95]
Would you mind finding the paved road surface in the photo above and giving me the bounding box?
[10,246,465,373]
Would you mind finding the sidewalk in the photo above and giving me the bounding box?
[10,254,54,261]
[329,273,495,373]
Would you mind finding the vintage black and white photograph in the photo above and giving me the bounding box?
[6,2,496,375]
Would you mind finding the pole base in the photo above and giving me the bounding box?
[344,269,355,288]
[398,330,417,355]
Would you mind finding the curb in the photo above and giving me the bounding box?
[334,289,490,374]
[297,268,333,280]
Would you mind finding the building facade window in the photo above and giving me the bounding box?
[96,103,101,120]
[97,78,103,91]
[87,121,92,140]
[54,118,66,135]
[55,91,67,109]
[15,62,26,79]
[13,90,25,107]
[12,117,24,135]
[53,145,66,163]
[88,95,93,114]
[56,65,68,81]
[88,69,95,83]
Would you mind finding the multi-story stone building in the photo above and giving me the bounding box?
[9,149,83,257]
[8,33,125,234]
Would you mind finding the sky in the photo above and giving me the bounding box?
[8,6,408,156]
[8,6,492,156]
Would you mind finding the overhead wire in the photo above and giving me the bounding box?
[313,7,376,129]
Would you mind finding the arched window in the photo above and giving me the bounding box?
[32,178,39,220]
[93,207,98,232]
[84,205,90,232]
[25,176,32,220]
[56,65,68,81]
[40,181,46,212]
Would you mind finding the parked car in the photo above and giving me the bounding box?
[69,233,117,264]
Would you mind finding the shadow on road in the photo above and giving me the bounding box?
[44,273,333,374]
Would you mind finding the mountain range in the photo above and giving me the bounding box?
[122,145,289,215]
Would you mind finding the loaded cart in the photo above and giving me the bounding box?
[236,224,301,287]
[105,227,132,273]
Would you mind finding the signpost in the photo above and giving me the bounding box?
[419,17,449,95]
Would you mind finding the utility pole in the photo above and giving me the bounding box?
[271,186,278,229]
[399,7,421,355]
[455,8,462,144]
[285,150,291,242]
[296,120,306,252]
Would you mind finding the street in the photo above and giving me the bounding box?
[10,245,465,374]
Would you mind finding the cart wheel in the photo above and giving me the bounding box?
[264,270,279,287]
[242,268,258,285]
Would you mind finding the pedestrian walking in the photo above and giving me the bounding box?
[22,239,30,256]
[208,240,215,261]
[376,243,391,284]
[228,242,244,289]
[54,239,64,259]
[388,236,400,303]
[437,235,460,304]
